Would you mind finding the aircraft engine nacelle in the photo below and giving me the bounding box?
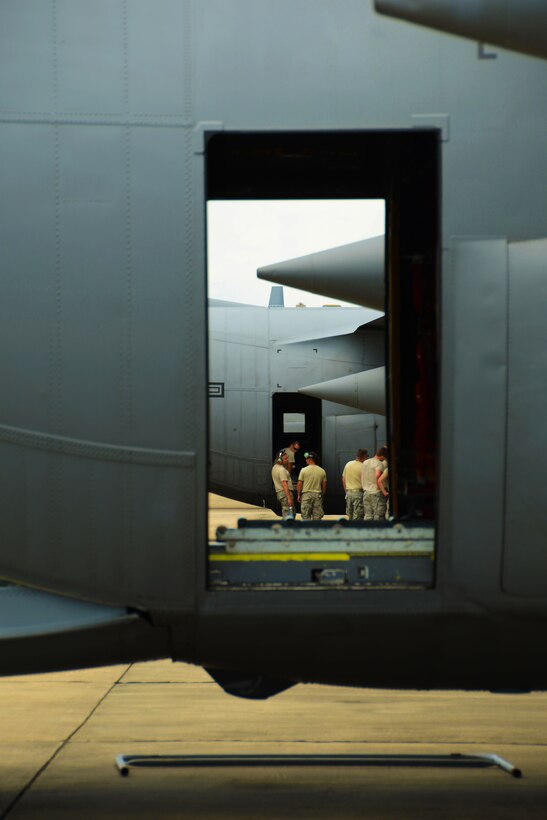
[298,368,386,416]
[375,0,547,61]
[257,236,385,311]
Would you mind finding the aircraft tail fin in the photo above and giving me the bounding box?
[268,285,284,307]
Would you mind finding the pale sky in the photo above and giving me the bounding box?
[207,199,385,307]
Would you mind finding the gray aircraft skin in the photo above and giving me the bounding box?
[208,291,385,512]
[1,1,547,694]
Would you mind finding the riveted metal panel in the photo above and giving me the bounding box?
[127,0,191,117]
[56,0,126,114]
[0,125,57,431]
[0,1,54,113]
[0,0,203,614]
[502,239,547,596]
[440,239,508,595]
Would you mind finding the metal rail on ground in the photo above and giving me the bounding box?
[115,751,522,778]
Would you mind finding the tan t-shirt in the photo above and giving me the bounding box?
[361,457,385,494]
[342,459,364,491]
[282,447,296,467]
[271,463,293,492]
[298,464,327,493]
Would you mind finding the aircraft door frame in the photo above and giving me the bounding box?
[272,392,322,478]
[206,129,440,526]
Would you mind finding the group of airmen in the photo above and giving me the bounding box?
[271,442,326,520]
[271,441,389,521]
[341,446,389,521]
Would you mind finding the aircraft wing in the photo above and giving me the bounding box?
[208,298,260,308]
[0,586,135,640]
[274,311,383,346]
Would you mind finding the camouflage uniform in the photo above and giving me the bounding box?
[301,492,324,520]
[298,463,327,520]
[363,491,387,521]
[361,456,387,521]
[342,458,365,520]
[345,490,364,520]
[271,462,294,518]
[276,490,294,518]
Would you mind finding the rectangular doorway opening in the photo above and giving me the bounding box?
[206,130,439,591]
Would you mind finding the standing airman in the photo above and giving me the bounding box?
[297,451,327,520]
[271,451,294,518]
[281,440,301,476]
[342,448,368,520]
[361,447,388,520]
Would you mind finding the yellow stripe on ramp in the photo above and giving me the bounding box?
[210,553,351,562]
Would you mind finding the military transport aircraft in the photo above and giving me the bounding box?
[209,235,386,512]
[0,1,546,697]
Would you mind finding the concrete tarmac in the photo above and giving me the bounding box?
[1,497,547,818]
[208,492,342,540]
[2,662,547,819]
